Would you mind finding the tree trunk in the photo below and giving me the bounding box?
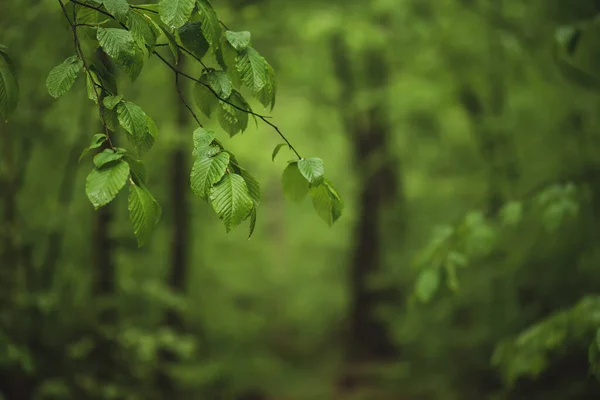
[330,32,406,393]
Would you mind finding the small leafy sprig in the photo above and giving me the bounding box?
[41,0,343,246]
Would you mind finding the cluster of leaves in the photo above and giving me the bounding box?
[492,296,600,385]
[39,0,342,245]
[411,183,580,303]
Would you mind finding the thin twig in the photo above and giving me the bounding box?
[175,72,203,127]
[59,0,114,149]
[153,51,301,158]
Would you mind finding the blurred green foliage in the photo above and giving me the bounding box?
[3,0,600,399]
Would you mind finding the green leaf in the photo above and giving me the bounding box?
[117,100,148,135]
[125,157,148,185]
[193,73,218,117]
[85,160,130,208]
[97,28,144,81]
[225,31,251,51]
[196,0,221,49]
[298,157,325,184]
[193,70,232,117]
[128,182,161,247]
[239,168,260,206]
[85,70,101,103]
[79,134,107,162]
[178,21,210,59]
[190,151,230,199]
[93,148,125,168]
[139,116,158,153]
[218,91,249,137]
[102,0,130,22]
[237,47,269,93]
[309,180,343,226]
[272,143,288,162]
[159,0,195,29]
[98,27,136,58]
[0,49,19,121]
[103,95,123,110]
[415,268,441,303]
[127,11,158,50]
[192,127,216,154]
[209,173,254,232]
[248,207,257,239]
[157,23,179,63]
[208,70,233,98]
[45,56,83,98]
[281,162,308,203]
[257,62,276,110]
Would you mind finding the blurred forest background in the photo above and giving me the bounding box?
[3,0,600,399]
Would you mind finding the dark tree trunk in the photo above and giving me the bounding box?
[156,55,191,398]
[330,31,406,393]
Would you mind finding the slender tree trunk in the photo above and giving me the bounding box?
[156,55,191,398]
[330,31,406,394]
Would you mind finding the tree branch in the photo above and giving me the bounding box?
[69,0,302,159]
[59,0,114,149]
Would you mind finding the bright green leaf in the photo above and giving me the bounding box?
[190,151,230,199]
[309,180,343,226]
[298,157,325,184]
[209,173,254,232]
[239,168,260,206]
[281,162,308,203]
[46,56,83,98]
[237,47,268,93]
[97,28,144,81]
[128,182,161,247]
[159,0,195,29]
[85,160,130,208]
[225,31,251,51]
[117,101,148,137]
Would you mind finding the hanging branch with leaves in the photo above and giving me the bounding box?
[9,0,344,246]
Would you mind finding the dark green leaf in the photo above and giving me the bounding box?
[178,21,210,59]
[218,91,249,137]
